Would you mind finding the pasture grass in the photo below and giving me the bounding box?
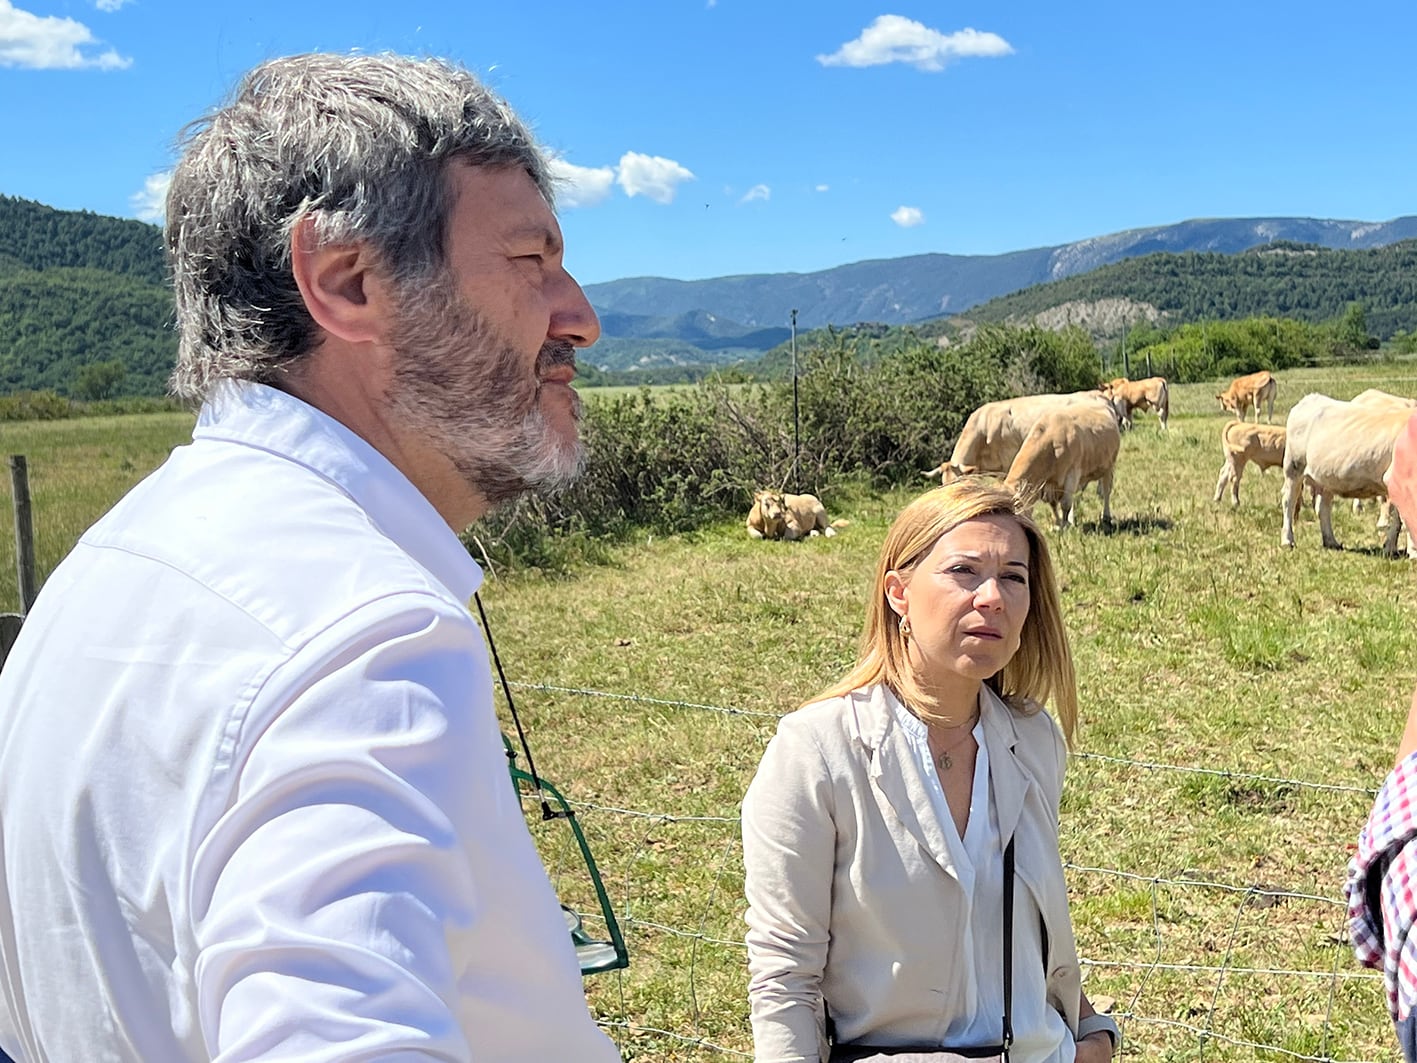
[0,412,194,609]
[5,367,1417,1059]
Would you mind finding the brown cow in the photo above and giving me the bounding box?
[1102,376,1169,431]
[1217,370,1278,423]
[1213,421,1286,506]
[922,391,1117,481]
[1004,403,1121,528]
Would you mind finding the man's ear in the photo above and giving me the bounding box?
[289,215,392,345]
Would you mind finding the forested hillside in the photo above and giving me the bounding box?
[0,196,175,397]
[943,240,1417,339]
[0,196,166,284]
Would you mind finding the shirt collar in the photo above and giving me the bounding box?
[195,380,484,604]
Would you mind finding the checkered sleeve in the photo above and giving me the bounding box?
[1348,752,1417,1022]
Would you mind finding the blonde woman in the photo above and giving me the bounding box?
[742,479,1115,1062]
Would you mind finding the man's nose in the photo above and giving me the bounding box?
[550,270,601,348]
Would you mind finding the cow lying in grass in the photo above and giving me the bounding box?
[746,490,848,540]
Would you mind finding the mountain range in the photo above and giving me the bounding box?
[583,216,1417,370]
[4,192,1417,393]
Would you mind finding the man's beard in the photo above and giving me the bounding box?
[385,275,585,513]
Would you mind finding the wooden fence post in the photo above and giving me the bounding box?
[10,455,36,614]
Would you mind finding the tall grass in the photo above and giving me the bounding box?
[3,367,1417,1060]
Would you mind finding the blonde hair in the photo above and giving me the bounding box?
[813,478,1078,745]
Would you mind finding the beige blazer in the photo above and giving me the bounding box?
[742,683,1083,1063]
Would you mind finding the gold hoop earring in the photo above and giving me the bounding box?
[899,616,912,640]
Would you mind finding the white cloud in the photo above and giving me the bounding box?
[616,151,695,205]
[546,156,615,208]
[94,0,133,11]
[130,170,169,224]
[815,184,830,193]
[817,15,1012,72]
[739,184,770,205]
[0,0,131,69]
[891,205,925,228]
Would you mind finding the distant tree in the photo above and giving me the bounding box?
[1336,302,1371,351]
[74,359,126,401]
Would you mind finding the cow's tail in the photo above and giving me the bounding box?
[1158,379,1170,423]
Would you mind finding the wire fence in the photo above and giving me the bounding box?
[508,681,1395,1063]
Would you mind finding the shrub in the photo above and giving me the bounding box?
[465,323,1100,572]
[0,390,72,421]
[466,383,785,573]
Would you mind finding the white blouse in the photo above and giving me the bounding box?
[892,696,1075,1063]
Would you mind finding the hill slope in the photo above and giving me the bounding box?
[0,195,166,284]
[5,191,1417,390]
[938,239,1417,340]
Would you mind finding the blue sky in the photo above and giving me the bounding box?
[2,1,1415,287]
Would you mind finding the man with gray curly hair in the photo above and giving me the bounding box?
[0,53,617,1061]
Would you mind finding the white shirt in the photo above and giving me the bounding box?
[892,697,1074,1063]
[0,381,621,1062]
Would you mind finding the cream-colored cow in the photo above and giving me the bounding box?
[1347,390,1416,525]
[1217,370,1278,423]
[1102,376,1169,430]
[923,391,1117,481]
[1213,421,1286,506]
[1281,394,1414,556]
[1352,388,1417,410]
[746,490,846,541]
[1004,403,1121,529]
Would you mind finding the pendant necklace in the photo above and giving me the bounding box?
[933,715,980,772]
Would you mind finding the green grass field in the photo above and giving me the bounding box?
[4,365,1417,1060]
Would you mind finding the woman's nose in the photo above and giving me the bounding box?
[974,576,1005,608]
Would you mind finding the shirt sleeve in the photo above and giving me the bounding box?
[741,714,836,1063]
[1348,751,1417,1027]
[188,595,613,1061]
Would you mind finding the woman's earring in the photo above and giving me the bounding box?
[899,615,912,640]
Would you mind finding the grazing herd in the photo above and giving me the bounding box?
[746,370,1417,556]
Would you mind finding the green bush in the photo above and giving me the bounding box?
[466,382,785,573]
[790,333,1010,484]
[0,390,72,421]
